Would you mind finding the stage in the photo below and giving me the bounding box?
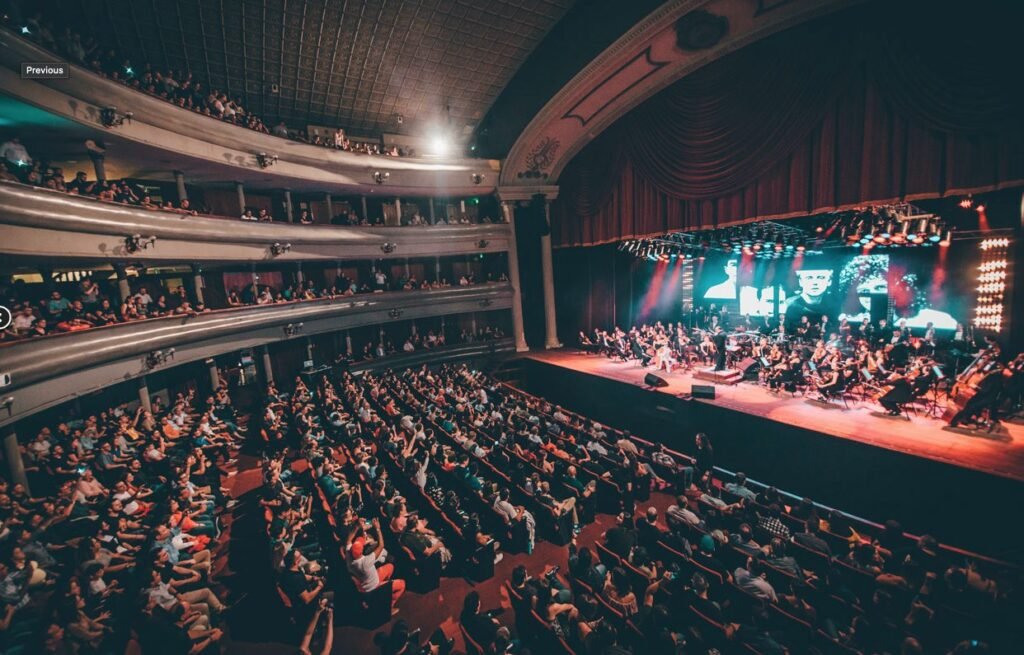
[515,350,1024,560]
[525,350,1024,483]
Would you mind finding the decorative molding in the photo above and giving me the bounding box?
[500,0,859,187]
[674,9,730,51]
[562,47,668,127]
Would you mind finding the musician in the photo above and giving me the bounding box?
[815,363,844,399]
[712,326,728,371]
[878,370,914,416]
[949,364,1007,428]
[923,322,936,347]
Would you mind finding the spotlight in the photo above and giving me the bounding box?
[975,204,986,213]
[428,135,450,156]
[145,348,176,369]
[380,242,397,254]
[283,322,304,337]
[470,173,485,185]
[270,242,292,256]
[255,152,278,168]
[959,197,974,209]
[100,106,133,128]
[372,171,390,185]
[125,234,157,253]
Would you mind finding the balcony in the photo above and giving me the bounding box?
[0,27,498,195]
[0,284,512,426]
[0,182,511,263]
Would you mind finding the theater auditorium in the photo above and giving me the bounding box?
[0,1,1022,654]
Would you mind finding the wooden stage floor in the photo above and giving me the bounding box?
[526,350,1024,483]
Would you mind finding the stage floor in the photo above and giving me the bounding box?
[526,350,1024,483]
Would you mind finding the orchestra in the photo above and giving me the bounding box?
[582,307,1022,432]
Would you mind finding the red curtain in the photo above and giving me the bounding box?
[553,0,1024,248]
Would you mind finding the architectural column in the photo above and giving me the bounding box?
[345,331,353,356]
[404,258,411,279]
[137,376,152,413]
[261,346,274,384]
[283,190,294,223]
[471,313,478,335]
[235,182,246,214]
[294,263,304,286]
[89,152,106,183]
[305,337,315,365]
[3,431,28,490]
[540,199,561,349]
[429,199,436,224]
[361,196,369,222]
[459,199,466,214]
[324,193,334,222]
[208,359,220,390]
[113,264,131,302]
[174,171,188,202]
[500,200,529,352]
[39,267,55,293]
[434,257,442,282]
[393,198,402,226]
[191,265,204,306]
[410,322,417,336]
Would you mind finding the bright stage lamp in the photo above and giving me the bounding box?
[428,135,450,156]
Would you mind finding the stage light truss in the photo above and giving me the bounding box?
[618,221,815,261]
[973,236,1011,334]
[818,203,953,249]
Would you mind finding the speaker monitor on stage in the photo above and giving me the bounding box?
[737,357,760,379]
[644,373,669,388]
[692,384,716,400]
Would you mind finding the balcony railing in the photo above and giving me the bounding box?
[0,28,498,195]
[0,284,512,427]
[0,182,511,262]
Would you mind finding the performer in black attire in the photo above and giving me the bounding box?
[712,326,728,371]
[949,365,1007,428]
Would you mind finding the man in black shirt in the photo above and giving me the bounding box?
[603,512,638,558]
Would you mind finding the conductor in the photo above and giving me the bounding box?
[712,325,728,371]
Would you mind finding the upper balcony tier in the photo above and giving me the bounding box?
[0,283,512,427]
[0,28,499,196]
[0,182,512,263]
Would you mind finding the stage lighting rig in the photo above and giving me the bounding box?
[372,171,390,185]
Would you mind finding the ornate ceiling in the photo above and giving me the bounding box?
[67,0,576,137]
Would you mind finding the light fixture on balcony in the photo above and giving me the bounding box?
[478,299,494,308]
[125,234,156,253]
[100,106,133,128]
[476,239,490,249]
[0,396,12,418]
[471,173,486,185]
[284,322,304,337]
[270,242,292,256]
[372,171,390,185]
[388,309,404,319]
[255,152,278,168]
[380,242,397,254]
[145,348,175,369]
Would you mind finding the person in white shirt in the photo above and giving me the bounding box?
[0,137,31,167]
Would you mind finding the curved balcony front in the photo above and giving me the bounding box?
[0,284,512,426]
[0,28,498,196]
[0,182,511,263]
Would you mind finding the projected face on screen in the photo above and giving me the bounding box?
[795,269,833,304]
[703,259,738,300]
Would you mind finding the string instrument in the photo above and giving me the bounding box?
[942,350,992,423]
